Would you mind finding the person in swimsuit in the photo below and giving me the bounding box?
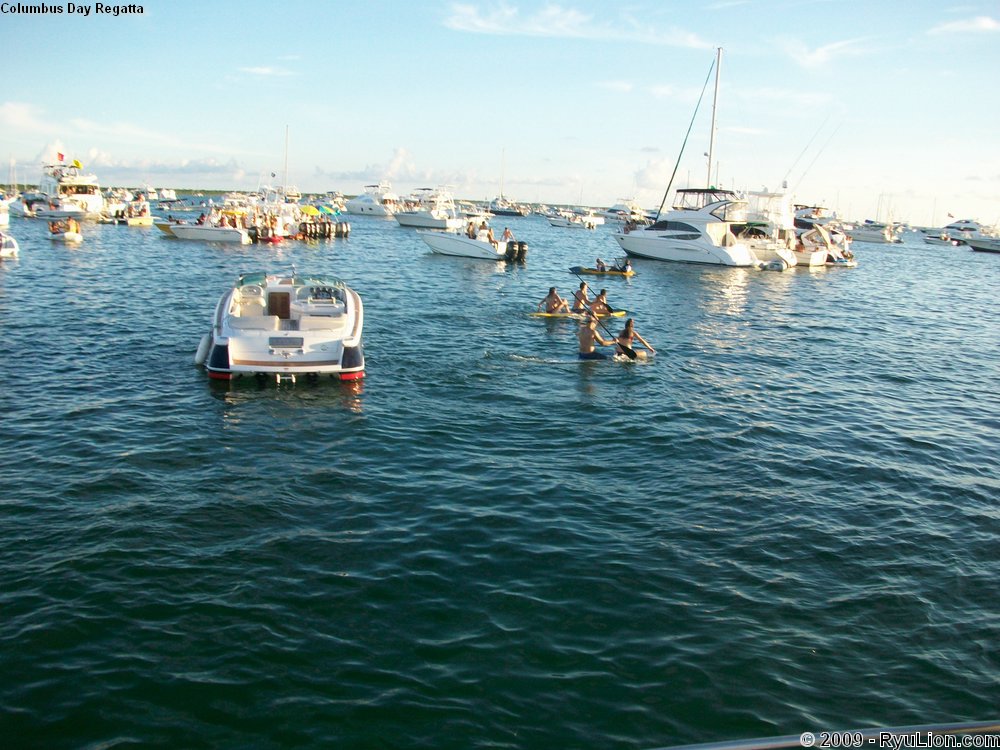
[578,314,617,360]
[538,287,570,313]
[589,289,612,316]
[571,281,590,313]
[616,318,655,359]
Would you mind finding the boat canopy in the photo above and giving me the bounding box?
[672,188,741,211]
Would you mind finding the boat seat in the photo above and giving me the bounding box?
[230,314,280,331]
[299,314,346,331]
[238,299,266,317]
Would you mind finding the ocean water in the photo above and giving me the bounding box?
[0,214,997,749]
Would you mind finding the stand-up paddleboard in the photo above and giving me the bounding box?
[528,310,626,319]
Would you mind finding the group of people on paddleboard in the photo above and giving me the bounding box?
[537,279,655,361]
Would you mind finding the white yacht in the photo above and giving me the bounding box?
[614,188,760,267]
[921,219,989,246]
[18,161,104,218]
[196,271,365,384]
[966,236,1000,253]
[395,187,466,230]
[344,182,400,216]
[602,198,648,223]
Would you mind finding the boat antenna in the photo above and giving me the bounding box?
[654,51,718,222]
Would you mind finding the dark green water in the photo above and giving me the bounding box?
[1,214,997,749]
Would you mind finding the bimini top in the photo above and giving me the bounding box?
[672,188,742,211]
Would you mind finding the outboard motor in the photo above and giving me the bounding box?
[504,241,518,262]
[515,241,528,263]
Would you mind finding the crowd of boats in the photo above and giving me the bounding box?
[1,155,997,382]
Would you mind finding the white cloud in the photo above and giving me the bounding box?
[780,36,868,68]
[598,81,634,93]
[238,66,294,77]
[928,16,1000,34]
[444,3,712,48]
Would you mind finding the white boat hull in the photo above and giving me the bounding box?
[170,224,250,244]
[967,237,1000,253]
[614,230,758,267]
[419,231,509,260]
[395,212,465,230]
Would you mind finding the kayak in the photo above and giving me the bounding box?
[529,310,626,319]
[570,265,635,277]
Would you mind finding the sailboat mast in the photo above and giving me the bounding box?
[706,47,722,187]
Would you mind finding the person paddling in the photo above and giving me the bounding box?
[617,318,655,359]
[578,313,618,360]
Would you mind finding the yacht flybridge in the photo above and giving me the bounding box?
[614,189,760,266]
[196,272,365,384]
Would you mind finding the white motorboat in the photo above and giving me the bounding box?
[395,187,466,230]
[345,182,400,216]
[158,188,178,202]
[169,212,251,244]
[615,188,760,267]
[792,204,854,263]
[921,219,990,246]
[170,223,250,244]
[418,230,527,261]
[846,221,903,244]
[602,198,647,222]
[0,198,9,227]
[548,210,598,229]
[196,271,365,383]
[29,160,105,218]
[0,231,18,258]
[966,237,1000,253]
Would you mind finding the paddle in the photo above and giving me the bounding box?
[569,270,640,360]
[571,270,621,316]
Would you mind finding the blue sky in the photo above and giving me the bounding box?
[1,1,998,225]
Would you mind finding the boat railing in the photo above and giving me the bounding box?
[646,720,1000,750]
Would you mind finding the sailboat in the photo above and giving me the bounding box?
[614,48,760,267]
[488,150,527,217]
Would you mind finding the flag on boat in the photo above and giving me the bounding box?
[71,159,82,169]
[57,152,64,161]
[947,213,954,218]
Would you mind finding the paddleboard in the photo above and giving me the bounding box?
[529,310,626,319]
[569,265,635,277]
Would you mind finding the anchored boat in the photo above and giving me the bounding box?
[196,272,365,383]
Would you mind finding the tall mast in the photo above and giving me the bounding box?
[706,47,722,187]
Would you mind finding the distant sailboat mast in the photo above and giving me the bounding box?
[706,47,722,188]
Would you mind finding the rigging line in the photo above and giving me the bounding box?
[654,54,717,222]
[782,114,831,187]
[791,121,843,194]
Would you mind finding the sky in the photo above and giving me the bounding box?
[1,0,998,226]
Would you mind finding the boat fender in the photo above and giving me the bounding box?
[194,333,211,365]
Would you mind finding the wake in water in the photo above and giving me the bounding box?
[509,353,655,365]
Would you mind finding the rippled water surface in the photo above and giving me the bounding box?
[1,215,997,749]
